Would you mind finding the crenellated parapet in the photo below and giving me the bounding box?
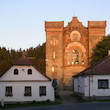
[45,21,64,32]
[88,21,106,57]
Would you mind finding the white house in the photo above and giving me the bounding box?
[0,55,55,103]
[73,55,110,100]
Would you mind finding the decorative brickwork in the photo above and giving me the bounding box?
[45,17,106,90]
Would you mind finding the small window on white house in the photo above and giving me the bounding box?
[39,86,46,96]
[5,87,13,96]
[28,69,32,75]
[14,69,18,75]
[98,80,109,89]
[24,86,32,96]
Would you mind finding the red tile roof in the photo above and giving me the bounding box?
[0,56,51,81]
[13,56,32,66]
[73,55,110,77]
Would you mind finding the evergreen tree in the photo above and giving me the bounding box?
[26,43,46,74]
[0,42,46,76]
[91,35,110,65]
[0,47,22,75]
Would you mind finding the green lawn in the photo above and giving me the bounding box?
[0,101,62,109]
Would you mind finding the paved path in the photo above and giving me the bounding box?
[58,90,78,104]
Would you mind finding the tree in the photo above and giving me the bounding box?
[91,35,110,65]
[0,47,22,75]
[0,43,46,76]
[26,43,46,74]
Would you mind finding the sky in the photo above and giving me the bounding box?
[0,0,110,50]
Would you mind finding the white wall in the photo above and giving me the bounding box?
[85,75,110,97]
[0,65,55,102]
[0,66,48,81]
[84,76,89,97]
[74,76,85,94]
[0,81,54,102]
[74,77,78,92]
[78,76,84,94]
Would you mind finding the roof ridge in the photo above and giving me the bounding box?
[13,56,32,66]
[73,55,110,77]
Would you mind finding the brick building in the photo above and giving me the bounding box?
[45,17,106,90]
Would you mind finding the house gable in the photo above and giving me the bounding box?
[0,65,50,81]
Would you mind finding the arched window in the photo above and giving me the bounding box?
[72,49,79,64]
[28,69,32,75]
[14,69,18,75]
[65,42,86,66]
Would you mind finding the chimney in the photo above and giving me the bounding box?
[108,50,110,56]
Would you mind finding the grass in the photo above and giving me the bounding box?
[71,93,89,103]
[94,100,110,102]
[72,93,110,103]
[0,101,62,109]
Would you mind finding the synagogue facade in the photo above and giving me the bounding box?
[45,17,106,89]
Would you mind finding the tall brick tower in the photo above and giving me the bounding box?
[45,21,64,89]
[88,21,106,57]
[45,17,106,90]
